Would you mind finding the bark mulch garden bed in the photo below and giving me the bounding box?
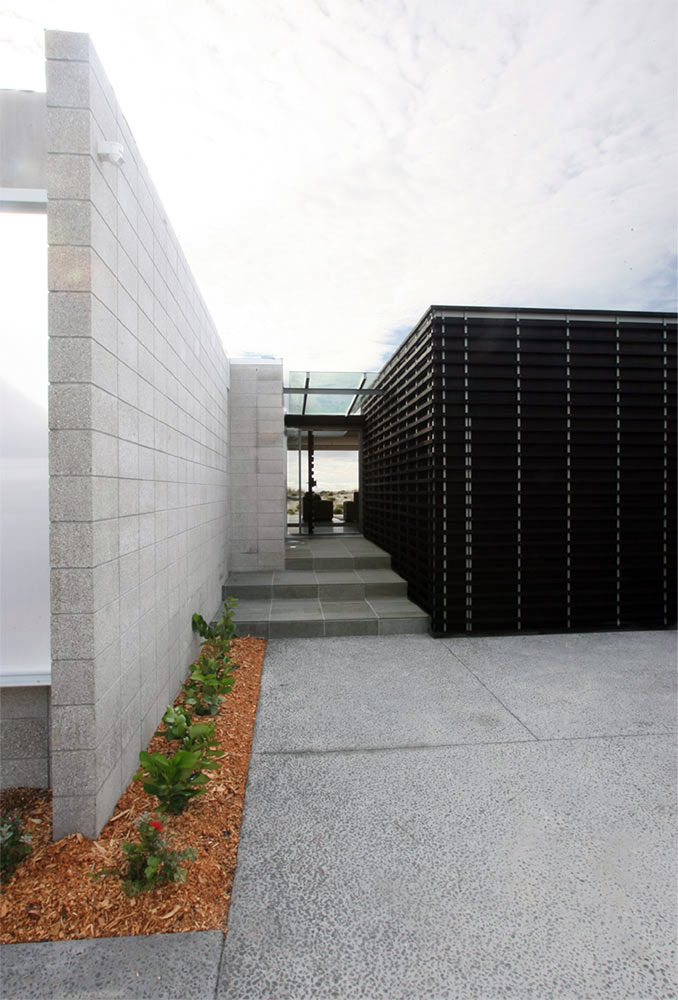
[0,636,266,944]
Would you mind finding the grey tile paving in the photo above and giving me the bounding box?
[269,620,324,638]
[320,600,376,619]
[269,599,322,620]
[314,571,363,583]
[325,619,379,637]
[377,615,429,634]
[317,583,365,600]
[367,596,428,618]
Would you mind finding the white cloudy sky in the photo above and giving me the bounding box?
[1,0,676,384]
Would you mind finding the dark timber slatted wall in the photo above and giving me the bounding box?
[362,321,435,614]
[362,306,677,635]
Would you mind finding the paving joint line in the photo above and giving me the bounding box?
[254,730,676,758]
[213,931,228,1000]
[442,644,540,739]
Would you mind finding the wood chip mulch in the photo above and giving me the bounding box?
[0,636,266,944]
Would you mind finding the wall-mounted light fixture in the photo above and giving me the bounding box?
[97,140,125,166]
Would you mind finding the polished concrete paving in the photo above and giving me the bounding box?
[2,631,676,999]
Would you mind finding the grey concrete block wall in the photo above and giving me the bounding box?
[229,361,285,572]
[46,30,231,838]
[0,687,50,789]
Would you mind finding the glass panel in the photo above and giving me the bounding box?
[308,371,364,389]
[287,371,307,388]
[305,393,353,415]
[285,392,304,414]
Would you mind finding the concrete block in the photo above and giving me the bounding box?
[50,705,96,751]
[51,567,94,614]
[90,161,118,233]
[87,69,118,147]
[119,514,139,555]
[118,400,139,442]
[93,642,121,702]
[48,245,91,292]
[117,362,138,407]
[49,429,92,475]
[90,253,117,313]
[118,549,140,596]
[119,438,139,478]
[94,716,123,790]
[95,759,124,832]
[49,475,93,524]
[45,29,90,61]
[93,678,121,739]
[51,659,96,706]
[91,207,117,272]
[118,281,138,333]
[50,521,93,567]
[52,794,96,841]
[119,478,139,517]
[117,209,138,270]
[46,106,91,154]
[47,152,90,200]
[91,430,118,475]
[51,749,97,797]
[48,383,89,429]
[91,477,119,520]
[139,513,155,548]
[49,290,91,338]
[119,586,141,634]
[120,699,141,753]
[51,612,99,659]
[0,756,49,790]
[91,297,117,353]
[0,687,49,720]
[117,323,139,371]
[139,543,155,583]
[49,335,91,383]
[48,199,90,245]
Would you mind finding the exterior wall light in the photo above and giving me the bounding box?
[97,140,124,165]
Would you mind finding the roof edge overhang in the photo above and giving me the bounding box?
[285,414,364,429]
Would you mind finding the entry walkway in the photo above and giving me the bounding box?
[226,536,429,638]
[2,631,676,999]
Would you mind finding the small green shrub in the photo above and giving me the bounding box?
[134,749,214,813]
[182,720,224,765]
[93,814,196,896]
[156,704,192,742]
[192,597,238,657]
[183,652,235,716]
[0,810,32,883]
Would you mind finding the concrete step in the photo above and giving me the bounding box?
[224,567,407,602]
[284,537,392,572]
[224,536,430,638]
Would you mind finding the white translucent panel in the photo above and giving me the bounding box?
[0,213,50,684]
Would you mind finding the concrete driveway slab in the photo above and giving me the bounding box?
[219,734,677,1000]
[0,930,224,999]
[254,636,533,752]
[443,631,677,739]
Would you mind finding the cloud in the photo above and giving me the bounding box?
[1,0,675,378]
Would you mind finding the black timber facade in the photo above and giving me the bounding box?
[362,306,677,635]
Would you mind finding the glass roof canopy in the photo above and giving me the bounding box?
[284,371,380,418]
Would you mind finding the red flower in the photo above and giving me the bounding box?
[149,820,163,832]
